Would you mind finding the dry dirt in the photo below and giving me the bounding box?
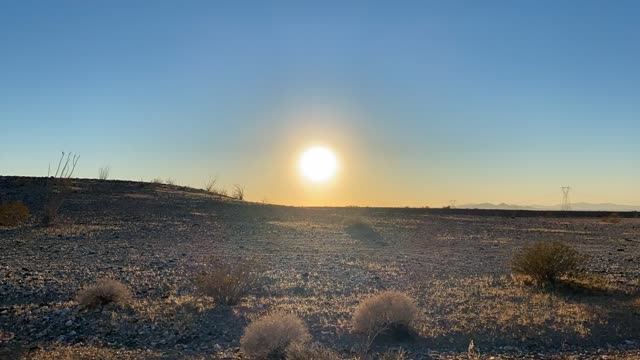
[1,176,639,359]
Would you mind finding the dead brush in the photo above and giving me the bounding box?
[204,176,217,192]
[0,200,30,227]
[352,291,419,356]
[511,240,581,284]
[98,166,111,180]
[241,313,311,359]
[77,279,132,308]
[232,184,245,200]
[193,259,258,305]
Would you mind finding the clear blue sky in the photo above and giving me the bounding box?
[1,1,639,206]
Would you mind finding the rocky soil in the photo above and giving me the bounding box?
[1,176,639,359]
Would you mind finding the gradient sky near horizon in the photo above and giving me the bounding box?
[1,1,639,207]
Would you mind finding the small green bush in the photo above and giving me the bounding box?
[0,200,30,226]
[511,240,580,284]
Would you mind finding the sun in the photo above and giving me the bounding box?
[299,146,337,182]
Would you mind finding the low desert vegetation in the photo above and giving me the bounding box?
[76,279,132,308]
[352,291,419,353]
[510,240,580,284]
[98,165,111,180]
[165,178,176,185]
[193,259,258,305]
[285,341,341,360]
[43,152,79,226]
[378,350,410,360]
[0,200,30,227]
[602,213,622,224]
[343,216,383,242]
[204,176,217,192]
[232,184,245,200]
[240,313,311,359]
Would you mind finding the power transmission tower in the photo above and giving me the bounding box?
[560,186,571,211]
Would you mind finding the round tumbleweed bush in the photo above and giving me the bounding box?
[240,313,311,359]
[511,240,580,284]
[352,291,419,338]
[77,279,132,308]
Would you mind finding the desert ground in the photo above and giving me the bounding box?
[1,176,639,359]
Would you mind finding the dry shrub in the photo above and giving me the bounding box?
[0,201,30,226]
[285,341,341,360]
[241,313,311,359]
[511,240,580,284]
[343,216,383,242]
[98,166,111,180]
[43,152,79,226]
[194,260,258,305]
[77,279,132,308]
[602,213,622,224]
[343,216,371,229]
[352,291,419,343]
[43,178,71,225]
[204,177,217,192]
[232,184,245,200]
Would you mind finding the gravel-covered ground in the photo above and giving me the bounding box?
[1,176,639,359]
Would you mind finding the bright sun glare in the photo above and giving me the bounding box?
[299,146,337,182]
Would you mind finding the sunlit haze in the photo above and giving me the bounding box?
[1,2,639,208]
[299,147,338,183]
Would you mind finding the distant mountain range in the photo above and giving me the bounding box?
[459,202,640,212]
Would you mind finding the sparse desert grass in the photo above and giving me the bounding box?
[241,313,311,359]
[22,346,164,360]
[98,166,111,180]
[165,178,177,185]
[76,279,132,308]
[510,240,580,284]
[352,291,419,353]
[151,177,163,184]
[0,200,30,226]
[193,259,258,305]
[602,213,622,224]
[131,295,212,332]
[378,350,409,360]
[285,341,342,360]
[416,275,613,343]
